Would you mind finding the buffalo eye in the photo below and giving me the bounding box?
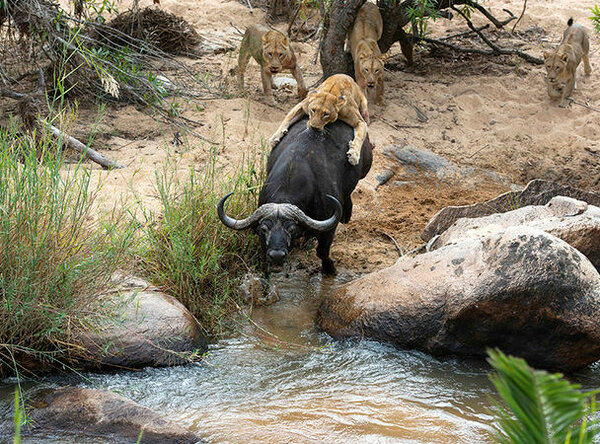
[257,224,269,234]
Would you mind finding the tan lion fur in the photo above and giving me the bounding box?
[269,74,369,166]
[349,2,385,106]
[543,19,592,108]
[234,24,307,104]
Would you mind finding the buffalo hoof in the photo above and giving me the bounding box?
[322,259,336,275]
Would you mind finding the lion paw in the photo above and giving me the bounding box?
[347,149,360,166]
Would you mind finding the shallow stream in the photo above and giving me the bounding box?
[5,270,600,443]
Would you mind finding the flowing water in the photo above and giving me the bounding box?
[3,269,571,443]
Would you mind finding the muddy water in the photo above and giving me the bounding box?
[5,271,502,443]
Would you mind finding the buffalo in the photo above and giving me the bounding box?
[218,116,373,274]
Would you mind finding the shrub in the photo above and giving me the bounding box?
[142,146,265,334]
[0,123,136,374]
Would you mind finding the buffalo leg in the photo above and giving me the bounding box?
[316,230,336,275]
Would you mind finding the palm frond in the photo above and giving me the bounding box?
[487,349,599,444]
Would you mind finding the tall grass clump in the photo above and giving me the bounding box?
[142,146,265,334]
[0,123,136,374]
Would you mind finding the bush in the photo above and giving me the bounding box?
[0,123,136,373]
[142,146,265,335]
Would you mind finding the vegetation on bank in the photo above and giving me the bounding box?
[141,147,265,334]
[0,123,135,374]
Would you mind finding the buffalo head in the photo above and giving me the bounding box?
[218,193,342,267]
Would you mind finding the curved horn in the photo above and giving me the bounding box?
[217,192,264,230]
[287,194,342,232]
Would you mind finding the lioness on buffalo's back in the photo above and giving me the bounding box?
[269,74,369,166]
[544,17,592,107]
[234,24,307,104]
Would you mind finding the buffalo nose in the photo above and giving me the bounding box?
[267,249,286,264]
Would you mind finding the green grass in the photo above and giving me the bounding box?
[141,145,265,334]
[84,121,267,337]
[0,122,136,374]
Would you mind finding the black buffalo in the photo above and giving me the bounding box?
[218,116,373,274]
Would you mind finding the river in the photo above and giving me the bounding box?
[5,269,579,443]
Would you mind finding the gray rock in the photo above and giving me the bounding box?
[431,196,600,268]
[422,179,600,241]
[23,387,203,443]
[319,226,600,371]
[74,275,206,369]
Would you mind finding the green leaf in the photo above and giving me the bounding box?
[487,349,599,444]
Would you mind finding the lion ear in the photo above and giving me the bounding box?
[543,51,550,60]
[262,33,269,44]
[282,36,290,47]
[561,53,569,62]
[379,53,388,62]
[359,52,368,60]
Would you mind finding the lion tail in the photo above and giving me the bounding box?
[567,17,574,27]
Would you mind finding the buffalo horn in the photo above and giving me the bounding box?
[217,192,265,230]
[287,194,342,232]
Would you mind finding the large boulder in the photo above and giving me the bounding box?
[20,387,202,443]
[422,179,600,241]
[319,226,600,371]
[74,275,207,369]
[431,196,600,268]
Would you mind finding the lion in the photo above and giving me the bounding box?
[233,24,307,104]
[349,2,386,106]
[269,74,369,165]
[543,18,592,108]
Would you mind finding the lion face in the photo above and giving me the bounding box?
[544,48,572,87]
[262,31,292,74]
[356,53,385,89]
[306,92,344,131]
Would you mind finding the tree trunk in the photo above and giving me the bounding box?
[319,0,366,78]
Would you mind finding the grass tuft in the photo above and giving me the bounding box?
[142,146,265,334]
[0,122,136,374]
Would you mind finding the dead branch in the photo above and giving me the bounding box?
[47,125,125,169]
[449,5,543,65]
[0,85,125,169]
[440,24,489,41]
[471,3,516,28]
[512,0,527,33]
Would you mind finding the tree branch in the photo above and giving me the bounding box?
[450,5,542,65]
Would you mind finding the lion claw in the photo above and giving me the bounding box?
[347,150,360,166]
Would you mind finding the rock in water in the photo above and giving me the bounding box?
[74,275,207,369]
[319,226,600,371]
[23,387,203,443]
